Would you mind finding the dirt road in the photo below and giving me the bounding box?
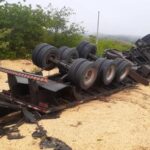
[0,60,150,150]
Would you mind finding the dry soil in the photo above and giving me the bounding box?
[0,60,150,150]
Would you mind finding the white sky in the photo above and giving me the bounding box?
[6,0,150,36]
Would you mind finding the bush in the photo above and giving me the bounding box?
[0,1,84,59]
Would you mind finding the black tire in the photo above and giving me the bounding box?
[58,46,68,60]
[37,45,55,67]
[68,58,87,81]
[94,58,106,70]
[37,45,58,70]
[77,43,97,59]
[115,61,131,82]
[32,43,49,65]
[61,48,79,63]
[76,41,89,53]
[80,44,97,59]
[101,60,116,85]
[96,59,116,85]
[75,61,97,90]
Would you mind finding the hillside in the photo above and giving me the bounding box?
[100,34,140,43]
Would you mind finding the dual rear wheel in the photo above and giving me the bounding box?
[113,58,131,82]
[32,43,131,90]
[77,41,132,83]
[68,59,97,90]
[58,46,79,64]
[32,44,97,90]
[95,58,116,85]
[77,41,97,59]
[32,43,58,70]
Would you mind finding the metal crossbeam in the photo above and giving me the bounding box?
[0,67,48,83]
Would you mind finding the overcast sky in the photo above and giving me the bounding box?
[6,0,150,36]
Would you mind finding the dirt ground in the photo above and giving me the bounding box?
[0,60,150,150]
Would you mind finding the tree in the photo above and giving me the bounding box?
[0,28,11,49]
[0,2,48,57]
[0,28,15,58]
[0,1,84,58]
[42,5,84,47]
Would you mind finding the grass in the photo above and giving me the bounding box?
[96,39,133,56]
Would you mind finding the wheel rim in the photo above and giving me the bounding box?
[83,68,96,87]
[119,67,130,81]
[105,65,116,82]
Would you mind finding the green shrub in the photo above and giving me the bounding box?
[0,1,84,59]
[0,50,16,59]
[97,39,133,56]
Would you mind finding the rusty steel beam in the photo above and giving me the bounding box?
[0,67,48,83]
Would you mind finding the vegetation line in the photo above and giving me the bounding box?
[0,0,132,59]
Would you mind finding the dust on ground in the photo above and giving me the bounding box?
[0,60,150,150]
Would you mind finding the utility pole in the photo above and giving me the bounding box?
[96,11,100,46]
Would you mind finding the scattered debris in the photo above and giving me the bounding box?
[7,130,24,140]
[40,137,72,150]
[32,126,47,139]
[0,118,24,139]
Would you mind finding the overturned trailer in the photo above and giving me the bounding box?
[0,35,150,116]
